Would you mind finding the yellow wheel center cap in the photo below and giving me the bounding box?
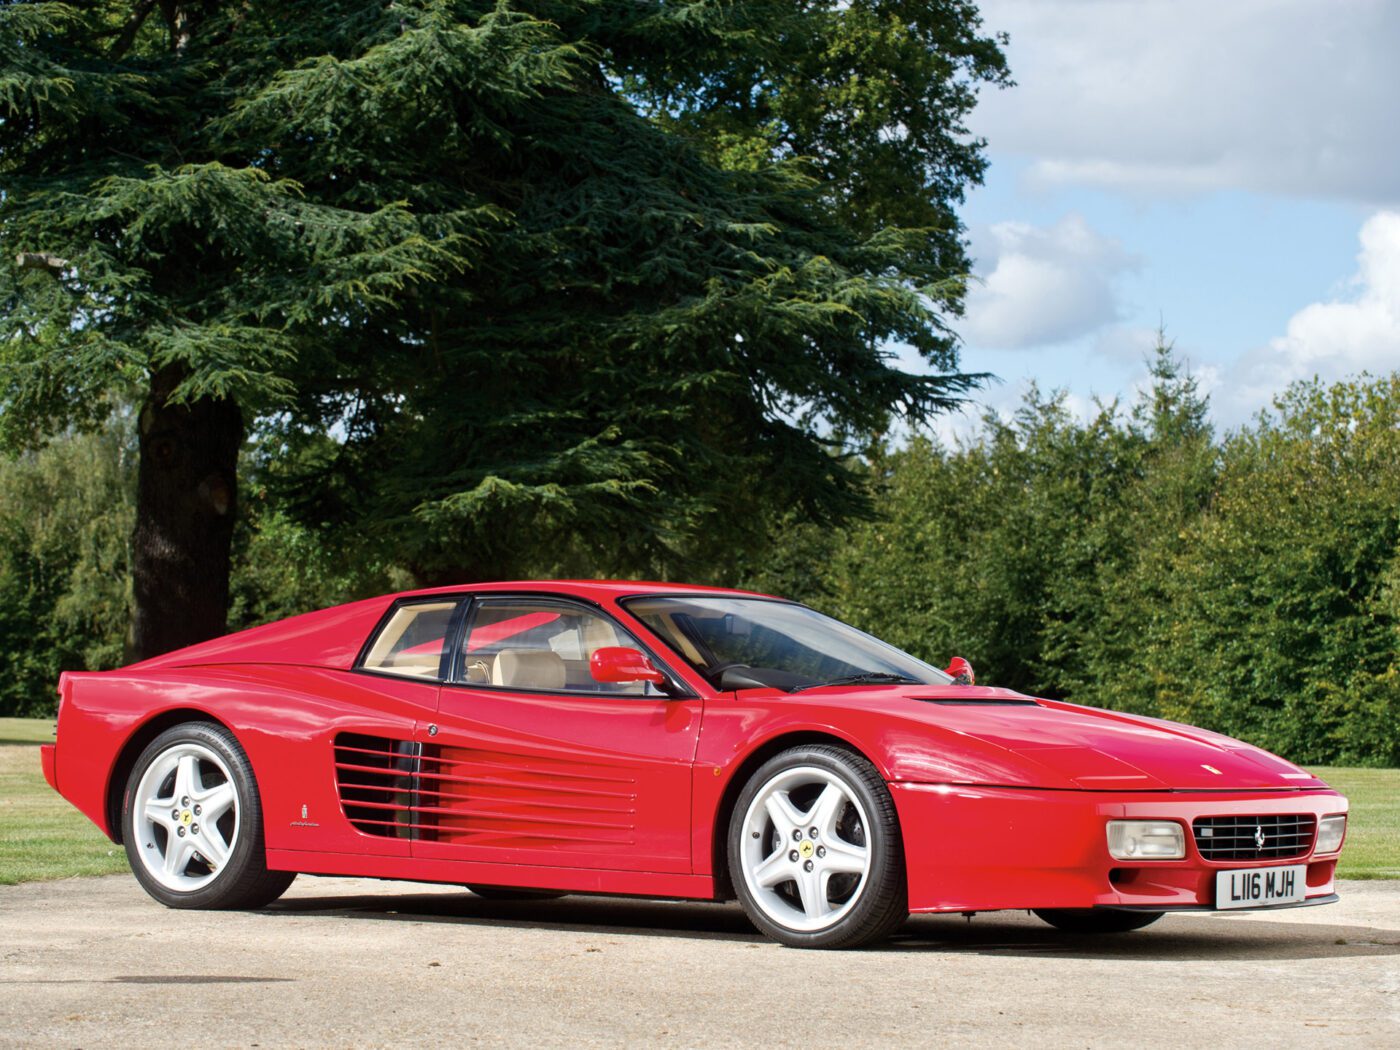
[182,811,192,825]
[799,840,814,859]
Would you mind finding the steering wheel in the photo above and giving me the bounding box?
[703,662,752,686]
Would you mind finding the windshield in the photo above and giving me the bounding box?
[623,596,950,692]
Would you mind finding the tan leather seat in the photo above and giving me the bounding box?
[491,649,567,690]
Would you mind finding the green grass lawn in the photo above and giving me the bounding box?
[1,717,1396,885]
[0,717,128,885]
[1313,766,1400,879]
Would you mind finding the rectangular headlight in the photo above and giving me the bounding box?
[1315,814,1347,854]
[1107,820,1185,860]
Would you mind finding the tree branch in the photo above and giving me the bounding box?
[15,252,70,277]
[110,0,157,60]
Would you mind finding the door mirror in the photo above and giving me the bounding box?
[590,646,667,685]
[944,656,975,686]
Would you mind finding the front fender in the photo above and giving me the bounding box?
[688,692,1068,877]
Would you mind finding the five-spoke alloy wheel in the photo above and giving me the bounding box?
[729,745,907,948]
[123,722,294,909]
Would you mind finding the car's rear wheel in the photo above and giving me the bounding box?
[123,722,294,910]
[728,745,907,949]
[466,885,568,901]
[1033,908,1164,933]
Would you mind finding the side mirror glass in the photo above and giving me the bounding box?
[590,646,667,686]
[944,656,975,686]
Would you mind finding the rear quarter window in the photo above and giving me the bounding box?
[360,600,459,679]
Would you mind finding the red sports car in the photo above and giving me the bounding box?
[42,581,1348,948]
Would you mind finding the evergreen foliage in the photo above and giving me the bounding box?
[2,1,1007,653]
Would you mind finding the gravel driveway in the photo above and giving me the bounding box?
[2,875,1397,1047]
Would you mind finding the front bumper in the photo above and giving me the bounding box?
[890,782,1347,914]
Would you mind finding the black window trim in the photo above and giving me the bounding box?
[352,594,469,685]
[440,592,698,701]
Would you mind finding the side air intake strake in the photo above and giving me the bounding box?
[332,733,637,847]
[333,733,421,838]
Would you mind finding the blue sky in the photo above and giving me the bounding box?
[925,0,1400,438]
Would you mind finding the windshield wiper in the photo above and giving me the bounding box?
[790,672,921,693]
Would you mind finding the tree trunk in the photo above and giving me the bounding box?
[130,366,243,660]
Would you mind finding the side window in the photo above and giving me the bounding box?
[460,600,663,696]
[360,600,460,680]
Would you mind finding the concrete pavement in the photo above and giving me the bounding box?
[2,875,1397,1047]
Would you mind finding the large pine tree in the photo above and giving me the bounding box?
[1,1,1009,658]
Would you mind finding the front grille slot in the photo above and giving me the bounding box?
[1192,814,1315,861]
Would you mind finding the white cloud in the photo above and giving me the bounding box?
[975,0,1400,203]
[1214,210,1400,422]
[1091,324,1164,366]
[960,213,1136,349]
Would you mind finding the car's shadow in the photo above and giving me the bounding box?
[264,889,1400,961]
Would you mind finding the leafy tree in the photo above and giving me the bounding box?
[1147,377,1400,764]
[2,1,1007,658]
[227,437,411,631]
[0,423,134,716]
[821,387,1143,694]
[759,344,1400,764]
[815,341,1220,704]
[1048,338,1217,710]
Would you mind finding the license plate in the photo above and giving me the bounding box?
[1214,865,1307,909]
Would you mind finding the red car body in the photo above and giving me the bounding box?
[43,580,1347,915]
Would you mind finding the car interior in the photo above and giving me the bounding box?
[360,598,664,696]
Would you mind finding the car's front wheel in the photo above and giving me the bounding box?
[1033,908,1164,933]
[123,722,294,909]
[728,745,908,949]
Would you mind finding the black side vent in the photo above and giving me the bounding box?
[333,733,421,839]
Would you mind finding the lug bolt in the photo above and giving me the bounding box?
[817,846,827,857]
[789,850,799,862]
[792,829,802,841]
[181,796,190,807]
[193,804,202,816]
[171,808,180,821]
[803,860,814,872]
[810,827,819,838]
[177,827,186,837]
[191,823,199,835]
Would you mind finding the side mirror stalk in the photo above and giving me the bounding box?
[944,657,975,686]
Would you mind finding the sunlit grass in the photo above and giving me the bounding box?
[0,718,128,885]
[1313,766,1400,879]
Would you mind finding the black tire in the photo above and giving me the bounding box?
[466,885,568,901]
[727,745,907,949]
[1033,908,1164,933]
[122,721,295,910]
